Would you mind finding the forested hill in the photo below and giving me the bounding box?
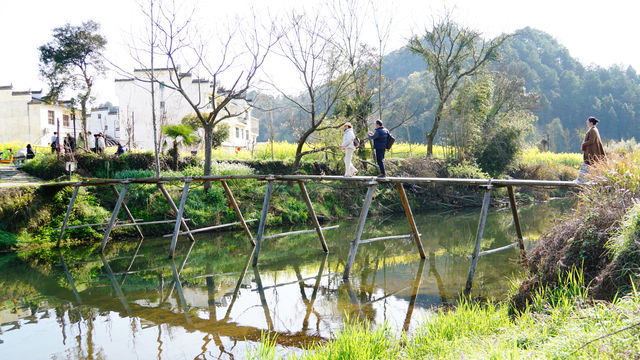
[378,27,640,151]
[256,27,640,152]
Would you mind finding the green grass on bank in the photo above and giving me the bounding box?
[251,271,640,359]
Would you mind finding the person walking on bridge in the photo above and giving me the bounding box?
[576,116,606,184]
[339,122,358,177]
[368,120,389,177]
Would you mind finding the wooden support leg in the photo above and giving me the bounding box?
[111,184,144,239]
[343,183,377,280]
[507,185,526,257]
[170,258,193,326]
[465,185,492,295]
[396,183,426,259]
[221,180,255,246]
[169,181,190,259]
[403,259,426,331]
[298,180,329,253]
[100,254,131,315]
[252,180,273,267]
[57,249,83,304]
[157,183,195,242]
[224,250,254,321]
[57,185,79,247]
[100,183,129,252]
[253,267,274,329]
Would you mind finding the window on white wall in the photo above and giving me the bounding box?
[48,110,55,125]
[245,130,249,140]
[235,127,240,138]
[160,101,165,109]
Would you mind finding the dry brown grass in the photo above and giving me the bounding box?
[512,152,640,308]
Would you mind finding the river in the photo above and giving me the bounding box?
[0,198,573,359]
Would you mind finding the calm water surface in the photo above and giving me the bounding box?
[0,199,574,359]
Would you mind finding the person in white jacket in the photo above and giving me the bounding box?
[339,122,358,177]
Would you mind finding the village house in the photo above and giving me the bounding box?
[87,104,120,142]
[115,68,259,152]
[0,84,74,146]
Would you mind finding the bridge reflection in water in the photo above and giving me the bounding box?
[0,199,574,359]
[40,241,436,358]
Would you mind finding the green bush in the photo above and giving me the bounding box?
[21,154,66,180]
[446,161,489,179]
[476,126,521,177]
[0,230,17,249]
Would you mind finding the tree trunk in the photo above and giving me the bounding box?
[203,123,213,192]
[427,104,443,157]
[172,142,179,171]
[150,0,160,177]
[292,139,305,174]
[80,99,88,151]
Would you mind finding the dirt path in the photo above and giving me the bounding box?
[0,165,43,187]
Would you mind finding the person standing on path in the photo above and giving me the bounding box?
[368,120,389,177]
[50,132,58,153]
[339,122,358,177]
[26,144,35,160]
[97,133,106,154]
[576,116,606,183]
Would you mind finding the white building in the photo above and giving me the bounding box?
[115,68,259,152]
[0,84,75,146]
[88,105,120,141]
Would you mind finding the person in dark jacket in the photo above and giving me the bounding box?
[367,120,389,177]
[26,144,35,159]
[115,143,125,156]
[576,116,606,183]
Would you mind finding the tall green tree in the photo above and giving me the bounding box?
[408,15,510,156]
[39,20,107,150]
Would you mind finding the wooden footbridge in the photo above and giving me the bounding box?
[49,174,578,293]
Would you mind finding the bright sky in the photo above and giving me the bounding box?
[1,0,639,106]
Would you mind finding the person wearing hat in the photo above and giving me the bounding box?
[339,122,358,177]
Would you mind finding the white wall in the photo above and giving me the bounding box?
[115,69,260,152]
[0,87,73,146]
[88,108,120,140]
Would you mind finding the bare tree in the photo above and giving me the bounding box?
[370,0,393,125]
[156,4,279,190]
[408,13,510,156]
[329,0,376,141]
[114,1,279,189]
[271,11,350,172]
